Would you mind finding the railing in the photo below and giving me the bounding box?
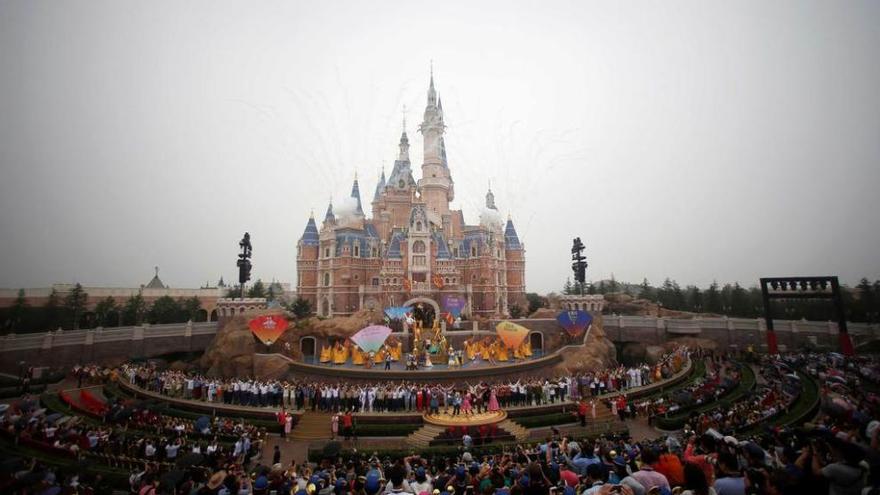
[0,321,217,352]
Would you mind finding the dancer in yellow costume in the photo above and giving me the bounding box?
[319,344,332,363]
[333,341,348,365]
[391,341,403,361]
[496,342,510,362]
[374,347,386,364]
[480,340,491,361]
[465,339,477,361]
[351,344,364,365]
[522,340,533,358]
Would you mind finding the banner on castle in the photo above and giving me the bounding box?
[384,306,411,320]
[496,320,529,349]
[556,310,592,337]
[248,315,289,345]
[442,295,466,318]
[351,325,393,353]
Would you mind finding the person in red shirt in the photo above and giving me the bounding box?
[342,410,354,441]
[578,400,588,427]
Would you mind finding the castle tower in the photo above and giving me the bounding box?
[418,69,454,219]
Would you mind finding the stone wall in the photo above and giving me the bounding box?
[2,316,877,373]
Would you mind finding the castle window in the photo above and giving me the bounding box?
[323,273,330,287]
[353,245,360,257]
[399,180,405,188]
[412,241,426,254]
[471,246,477,257]
[371,247,377,257]
[453,247,459,257]
[372,277,379,286]
[392,278,398,284]
[414,255,426,266]
[416,221,422,231]
[445,278,450,284]
[324,248,330,258]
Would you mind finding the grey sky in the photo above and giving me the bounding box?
[1,0,878,294]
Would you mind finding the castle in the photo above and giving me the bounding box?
[296,72,526,320]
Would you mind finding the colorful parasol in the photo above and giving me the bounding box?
[248,315,289,345]
[351,325,393,353]
[496,320,529,349]
[556,310,593,337]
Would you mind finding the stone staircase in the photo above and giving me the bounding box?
[497,419,529,442]
[289,411,333,441]
[405,424,447,449]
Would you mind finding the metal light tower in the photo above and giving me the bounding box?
[237,232,253,301]
[571,237,588,295]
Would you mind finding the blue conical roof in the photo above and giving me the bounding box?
[504,218,522,250]
[301,216,319,246]
[351,178,364,215]
[324,201,335,223]
[373,169,386,201]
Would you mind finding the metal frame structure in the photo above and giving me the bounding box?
[759,276,853,356]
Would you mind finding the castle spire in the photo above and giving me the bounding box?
[427,64,437,106]
[485,185,497,210]
[398,120,410,162]
[300,214,319,246]
[373,167,386,201]
[351,175,364,215]
[323,197,335,223]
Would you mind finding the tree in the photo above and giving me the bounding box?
[44,288,62,330]
[856,278,875,322]
[705,281,722,314]
[148,296,183,324]
[639,278,654,301]
[226,286,243,299]
[122,294,147,326]
[289,297,312,319]
[63,283,89,330]
[509,304,523,319]
[182,296,202,322]
[730,283,750,317]
[7,289,28,332]
[563,278,574,295]
[686,286,703,313]
[608,274,619,293]
[525,293,545,315]
[94,296,118,327]
[248,279,266,299]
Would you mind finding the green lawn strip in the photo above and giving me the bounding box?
[741,370,820,435]
[40,392,240,447]
[0,437,131,489]
[104,382,282,432]
[655,362,757,431]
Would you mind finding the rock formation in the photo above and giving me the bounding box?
[551,314,617,374]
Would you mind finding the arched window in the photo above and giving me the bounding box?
[323,273,331,286]
[416,221,422,231]
[412,241,426,253]
[353,245,360,257]
[471,246,477,257]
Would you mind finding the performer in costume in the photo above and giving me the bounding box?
[319,345,332,363]
[497,343,509,362]
[488,387,500,412]
[351,344,364,365]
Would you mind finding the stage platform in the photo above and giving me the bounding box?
[256,352,563,381]
[423,410,507,426]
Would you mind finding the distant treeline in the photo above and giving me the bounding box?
[559,276,880,322]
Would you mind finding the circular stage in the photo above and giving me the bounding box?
[423,410,507,426]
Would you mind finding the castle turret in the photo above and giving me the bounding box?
[418,69,454,218]
[351,174,364,216]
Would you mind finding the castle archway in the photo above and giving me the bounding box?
[529,331,544,357]
[402,297,440,330]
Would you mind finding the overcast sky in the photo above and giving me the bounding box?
[1,0,878,294]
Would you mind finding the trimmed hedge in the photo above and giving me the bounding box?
[654,362,757,431]
[353,423,421,437]
[742,370,820,434]
[514,412,578,429]
[0,384,48,399]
